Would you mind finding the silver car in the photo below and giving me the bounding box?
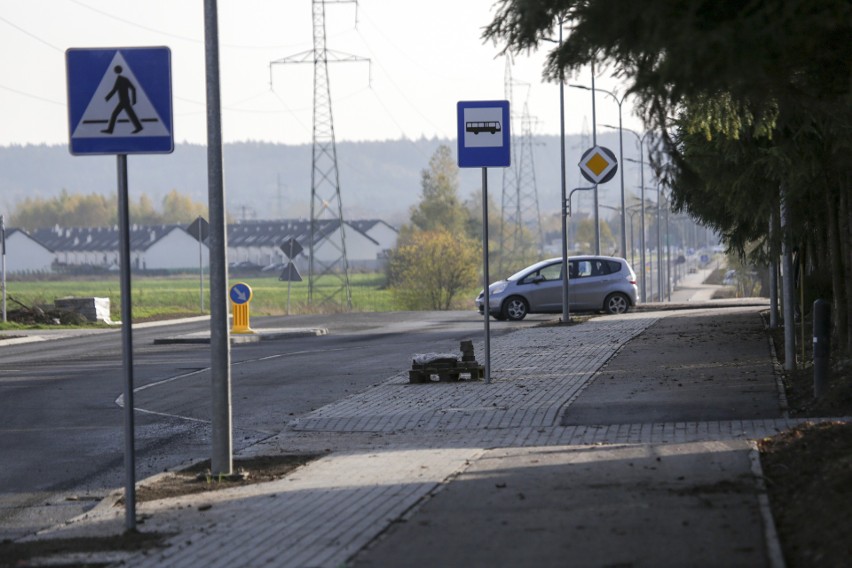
[475,255,639,320]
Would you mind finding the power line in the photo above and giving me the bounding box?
[69,0,312,50]
[0,14,63,52]
[0,83,64,106]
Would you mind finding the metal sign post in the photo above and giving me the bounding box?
[115,154,136,530]
[187,216,210,313]
[280,238,303,315]
[1,214,6,323]
[65,45,173,532]
[457,100,511,384]
[480,168,491,382]
[565,186,597,323]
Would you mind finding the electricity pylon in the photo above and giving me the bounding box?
[515,101,544,257]
[499,57,523,273]
[500,57,542,273]
[269,0,369,308]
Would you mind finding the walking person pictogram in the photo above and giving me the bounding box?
[101,65,143,134]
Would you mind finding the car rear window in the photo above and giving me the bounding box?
[571,259,622,278]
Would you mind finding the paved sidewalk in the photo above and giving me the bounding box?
[27,304,819,567]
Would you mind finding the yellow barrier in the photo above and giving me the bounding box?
[231,303,253,334]
[230,282,254,334]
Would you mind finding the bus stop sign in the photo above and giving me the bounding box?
[456,100,510,168]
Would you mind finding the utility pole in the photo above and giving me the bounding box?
[516,102,544,257]
[590,61,600,254]
[204,0,233,479]
[499,57,522,274]
[270,0,369,308]
[1,214,6,323]
[499,58,542,273]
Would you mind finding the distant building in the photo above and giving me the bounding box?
[29,224,208,272]
[3,229,54,273]
[226,219,398,272]
[7,219,397,274]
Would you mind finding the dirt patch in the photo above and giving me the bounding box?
[130,454,322,503]
[759,422,852,567]
[761,322,852,567]
[0,530,170,568]
[3,455,320,566]
[0,334,25,342]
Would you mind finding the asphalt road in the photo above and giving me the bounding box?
[0,310,546,539]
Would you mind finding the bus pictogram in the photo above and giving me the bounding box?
[465,121,501,135]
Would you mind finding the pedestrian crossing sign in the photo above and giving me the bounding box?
[66,47,173,155]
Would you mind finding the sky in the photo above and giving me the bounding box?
[0,0,645,148]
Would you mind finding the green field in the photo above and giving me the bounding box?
[2,272,480,323]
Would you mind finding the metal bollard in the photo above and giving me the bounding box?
[813,299,831,398]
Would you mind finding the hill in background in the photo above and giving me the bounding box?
[0,133,628,227]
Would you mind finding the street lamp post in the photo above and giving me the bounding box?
[567,82,603,254]
[620,129,652,303]
[626,205,644,268]
[541,21,570,323]
[598,203,622,255]
[558,24,569,323]
[570,86,628,261]
[590,63,600,255]
[665,199,671,300]
[656,186,664,301]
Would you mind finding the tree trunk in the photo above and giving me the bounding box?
[781,185,796,370]
[838,174,852,353]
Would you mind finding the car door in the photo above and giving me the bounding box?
[570,258,619,311]
[568,259,595,310]
[520,261,563,312]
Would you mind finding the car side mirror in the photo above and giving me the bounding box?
[531,275,545,284]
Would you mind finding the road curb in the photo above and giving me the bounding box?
[153,327,328,344]
[750,443,787,568]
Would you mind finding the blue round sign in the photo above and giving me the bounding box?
[229,282,252,305]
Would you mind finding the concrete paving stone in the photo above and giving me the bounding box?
[349,440,769,568]
[614,422,628,442]
[32,306,849,567]
[282,484,405,567]
[290,318,657,436]
[546,425,567,446]
[513,427,535,447]
[320,483,433,564]
[506,426,530,448]
[627,423,641,443]
[124,448,481,568]
[663,421,676,442]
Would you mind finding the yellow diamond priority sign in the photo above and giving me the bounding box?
[579,145,618,184]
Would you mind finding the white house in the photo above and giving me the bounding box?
[17,219,395,273]
[3,229,54,273]
[227,219,398,272]
[348,220,398,256]
[29,225,209,271]
[143,226,209,270]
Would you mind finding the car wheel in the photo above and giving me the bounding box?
[604,293,630,314]
[501,296,529,321]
